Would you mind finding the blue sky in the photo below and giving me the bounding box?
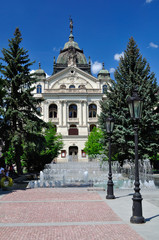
[0,0,159,83]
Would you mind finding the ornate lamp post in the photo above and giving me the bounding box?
[127,89,145,224]
[106,113,115,199]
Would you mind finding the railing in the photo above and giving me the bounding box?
[68,118,79,123]
[44,89,102,94]
[49,118,59,123]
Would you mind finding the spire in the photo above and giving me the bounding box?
[89,56,91,65]
[69,17,74,41]
[39,62,41,69]
[69,17,73,34]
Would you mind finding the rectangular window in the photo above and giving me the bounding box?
[81,150,86,158]
[61,150,66,158]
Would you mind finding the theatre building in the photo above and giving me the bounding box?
[32,20,112,162]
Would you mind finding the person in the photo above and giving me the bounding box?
[0,167,5,178]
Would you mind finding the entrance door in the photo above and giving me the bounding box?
[69,146,78,161]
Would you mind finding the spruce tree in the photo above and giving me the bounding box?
[0,28,46,174]
[99,37,159,165]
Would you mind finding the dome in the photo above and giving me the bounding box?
[63,34,80,50]
[53,18,91,75]
[56,49,87,65]
[35,63,46,77]
[98,63,109,76]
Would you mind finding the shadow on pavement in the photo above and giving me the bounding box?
[145,214,159,222]
[115,193,133,199]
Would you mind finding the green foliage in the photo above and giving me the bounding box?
[3,145,15,165]
[99,37,159,165]
[21,123,63,172]
[41,123,63,161]
[84,127,104,157]
[0,28,46,174]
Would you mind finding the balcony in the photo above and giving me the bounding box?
[68,128,78,135]
[88,117,98,122]
[49,118,59,123]
[68,118,79,123]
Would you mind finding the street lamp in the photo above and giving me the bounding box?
[106,113,115,199]
[127,88,145,224]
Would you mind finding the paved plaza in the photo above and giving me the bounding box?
[0,187,159,240]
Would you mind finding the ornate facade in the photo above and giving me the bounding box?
[32,20,112,162]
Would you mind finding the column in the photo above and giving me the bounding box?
[79,101,83,126]
[83,101,87,126]
[44,101,49,122]
[63,101,67,126]
[59,101,63,126]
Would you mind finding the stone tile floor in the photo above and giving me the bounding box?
[0,188,144,240]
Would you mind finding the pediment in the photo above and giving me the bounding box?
[46,66,99,89]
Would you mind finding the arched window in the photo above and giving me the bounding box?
[69,85,75,89]
[49,104,57,118]
[103,84,107,94]
[37,84,42,93]
[60,84,66,89]
[90,124,96,132]
[69,104,77,118]
[89,104,97,118]
[70,124,77,128]
[78,85,85,89]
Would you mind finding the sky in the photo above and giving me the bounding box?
[0,0,159,83]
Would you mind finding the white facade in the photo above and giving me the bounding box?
[32,24,112,162]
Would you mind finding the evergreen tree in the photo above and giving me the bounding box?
[99,37,159,165]
[0,28,46,174]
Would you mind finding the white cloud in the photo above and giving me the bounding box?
[91,61,102,74]
[30,70,35,74]
[46,73,51,78]
[149,42,158,48]
[114,52,124,61]
[109,68,115,73]
[146,0,153,3]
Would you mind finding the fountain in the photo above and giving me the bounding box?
[27,157,159,189]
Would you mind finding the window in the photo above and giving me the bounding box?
[60,84,66,89]
[37,84,42,93]
[68,124,78,135]
[90,124,96,132]
[103,84,107,94]
[78,85,85,89]
[49,104,57,118]
[81,150,86,158]
[69,104,77,118]
[61,150,66,158]
[89,104,97,118]
[69,85,75,89]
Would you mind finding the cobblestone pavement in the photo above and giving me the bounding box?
[0,188,147,240]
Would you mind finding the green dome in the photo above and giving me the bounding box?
[98,63,109,76]
[56,33,87,65]
[35,63,46,76]
[53,19,91,75]
[57,50,87,65]
[63,34,80,50]
[98,69,109,74]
